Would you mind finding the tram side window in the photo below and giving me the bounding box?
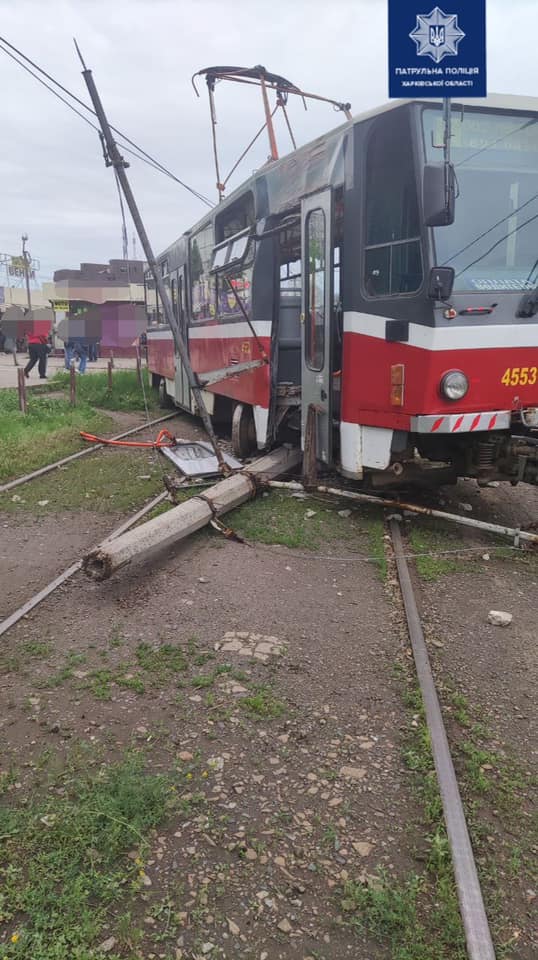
[191,223,216,324]
[215,193,254,242]
[305,208,326,372]
[213,235,254,323]
[144,273,158,325]
[364,111,423,297]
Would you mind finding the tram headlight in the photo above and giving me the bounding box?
[440,370,469,401]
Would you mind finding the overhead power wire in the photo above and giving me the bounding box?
[0,40,189,191]
[0,34,213,207]
[456,212,538,277]
[453,116,537,168]
[444,191,538,265]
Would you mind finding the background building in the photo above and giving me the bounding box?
[43,259,148,357]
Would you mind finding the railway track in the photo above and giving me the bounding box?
[0,411,179,495]
[390,519,495,960]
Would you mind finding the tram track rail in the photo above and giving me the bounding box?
[0,490,169,639]
[0,411,179,495]
[389,518,496,960]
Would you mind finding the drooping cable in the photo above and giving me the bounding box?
[444,192,538,265]
[456,213,538,278]
[0,35,213,206]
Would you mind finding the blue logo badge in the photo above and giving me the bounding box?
[388,0,487,98]
[409,7,465,63]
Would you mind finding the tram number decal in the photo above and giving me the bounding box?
[501,367,537,387]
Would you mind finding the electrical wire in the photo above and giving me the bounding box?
[113,168,129,261]
[0,35,213,207]
[443,192,538,266]
[247,542,519,564]
[456,212,538,278]
[453,117,537,168]
[0,38,193,190]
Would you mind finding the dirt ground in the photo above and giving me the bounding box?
[0,417,536,959]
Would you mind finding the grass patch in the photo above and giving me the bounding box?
[21,640,52,659]
[0,390,112,483]
[49,368,158,413]
[1,448,164,514]
[83,669,146,700]
[373,667,537,957]
[0,752,179,960]
[232,491,379,554]
[135,642,187,681]
[408,522,464,582]
[231,491,349,549]
[239,685,286,719]
[83,642,190,700]
[31,643,193,702]
[0,370,158,484]
[341,870,464,960]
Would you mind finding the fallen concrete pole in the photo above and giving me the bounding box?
[83,446,301,581]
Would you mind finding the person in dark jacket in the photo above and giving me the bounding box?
[24,331,49,379]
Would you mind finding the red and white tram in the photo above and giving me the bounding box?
[147,94,538,487]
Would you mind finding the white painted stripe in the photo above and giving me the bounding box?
[147,321,272,342]
[189,321,272,340]
[147,329,174,340]
[344,311,538,351]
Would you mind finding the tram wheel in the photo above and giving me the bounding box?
[231,403,256,459]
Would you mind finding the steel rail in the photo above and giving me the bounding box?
[389,519,496,960]
[0,491,169,639]
[0,412,178,495]
[267,480,538,546]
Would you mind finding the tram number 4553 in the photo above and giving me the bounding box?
[501,367,538,386]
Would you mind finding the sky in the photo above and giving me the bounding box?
[0,0,536,284]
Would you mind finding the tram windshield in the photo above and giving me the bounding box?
[422,108,538,293]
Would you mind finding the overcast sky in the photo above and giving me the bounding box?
[0,0,536,283]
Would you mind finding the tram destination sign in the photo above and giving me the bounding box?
[388,1,486,99]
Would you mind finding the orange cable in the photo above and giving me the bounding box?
[80,428,176,448]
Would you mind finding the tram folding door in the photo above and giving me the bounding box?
[301,188,334,465]
[174,267,192,411]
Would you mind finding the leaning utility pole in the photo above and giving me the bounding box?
[74,40,227,473]
[21,234,32,312]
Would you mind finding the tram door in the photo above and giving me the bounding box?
[172,267,192,411]
[301,188,334,465]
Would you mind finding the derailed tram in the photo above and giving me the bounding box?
[146,94,538,488]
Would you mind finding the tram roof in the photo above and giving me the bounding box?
[157,92,538,267]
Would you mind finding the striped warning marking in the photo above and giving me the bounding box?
[411,410,511,434]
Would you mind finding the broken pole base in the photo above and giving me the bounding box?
[83,446,301,581]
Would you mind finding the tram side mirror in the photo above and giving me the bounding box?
[423,162,456,227]
[428,266,455,301]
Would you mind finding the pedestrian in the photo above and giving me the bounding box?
[75,339,88,374]
[64,338,75,370]
[24,330,49,379]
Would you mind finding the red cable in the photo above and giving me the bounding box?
[80,428,176,448]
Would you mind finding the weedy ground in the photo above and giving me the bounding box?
[0,370,158,482]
